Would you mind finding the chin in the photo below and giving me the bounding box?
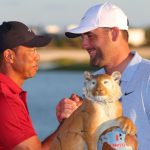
[90,59,102,67]
[90,61,101,68]
[27,72,38,79]
[32,72,37,77]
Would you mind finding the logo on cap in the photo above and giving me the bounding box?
[28,28,32,32]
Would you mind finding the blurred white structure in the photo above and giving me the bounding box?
[45,25,61,34]
[129,28,146,47]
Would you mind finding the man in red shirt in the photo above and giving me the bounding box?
[0,21,59,150]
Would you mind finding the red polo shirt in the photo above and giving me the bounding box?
[0,73,36,150]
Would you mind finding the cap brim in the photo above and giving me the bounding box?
[65,26,97,38]
[65,32,81,38]
[22,35,52,47]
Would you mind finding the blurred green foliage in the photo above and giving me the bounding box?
[47,34,82,49]
[39,28,150,71]
[43,28,150,49]
[145,27,150,45]
[45,58,98,71]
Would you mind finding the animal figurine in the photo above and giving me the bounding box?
[51,71,138,150]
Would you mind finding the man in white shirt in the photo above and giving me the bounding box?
[56,2,150,149]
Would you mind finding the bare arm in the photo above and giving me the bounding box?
[42,124,62,150]
[13,136,42,150]
[13,93,82,150]
[13,125,61,150]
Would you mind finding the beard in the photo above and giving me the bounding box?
[89,52,105,68]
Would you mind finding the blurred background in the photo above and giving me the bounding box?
[1,0,150,140]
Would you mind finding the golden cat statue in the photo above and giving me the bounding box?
[51,71,138,150]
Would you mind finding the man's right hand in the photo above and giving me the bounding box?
[56,93,83,123]
[116,116,137,135]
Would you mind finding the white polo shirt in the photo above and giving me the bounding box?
[95,51,150,150]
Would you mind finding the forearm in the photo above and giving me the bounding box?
[42,123,61,150]
[41,131,57,150]
[13,125,61,150]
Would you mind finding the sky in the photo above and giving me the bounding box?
[0,0,150,28]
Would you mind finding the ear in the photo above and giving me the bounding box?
[84,71,93,80]
[111,27,119,41]
[111,71,121,84]
[3,49,15,63]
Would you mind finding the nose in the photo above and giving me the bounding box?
[97,87,106,95]
[99,89,106,95]
[35,50,40,62]
[81,35,90,49]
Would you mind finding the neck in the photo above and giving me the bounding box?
[9,75,24,87]
[105,52,133,75]
[0,67,24,87]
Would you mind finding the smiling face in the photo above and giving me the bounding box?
[81,27,117,68]
[11,46,40,80]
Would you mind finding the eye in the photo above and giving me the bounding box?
[87,33,94,39]
[103,79,109,84]
[92,80,96,85]
[102,79,113,88]
[104,80,108,84]
[30,48,37,53]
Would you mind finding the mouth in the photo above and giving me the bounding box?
[95,96,113,104]
[33,65,39,71]
[95,96,106,103]
[87,49,96,57]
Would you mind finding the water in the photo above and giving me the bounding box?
[23,70,84,140]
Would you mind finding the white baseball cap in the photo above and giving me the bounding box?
[65,2,129,38]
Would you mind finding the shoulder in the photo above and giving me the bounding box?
[139,58,150,74]
[0,81,13,96]
[137,59,150,91]
[141,58,150,65]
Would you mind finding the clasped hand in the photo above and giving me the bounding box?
[56,93,136,136]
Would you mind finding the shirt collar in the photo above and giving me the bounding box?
[0,73,23,94]
[121,51,142,82]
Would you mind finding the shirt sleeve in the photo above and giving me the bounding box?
[0,93,36,149]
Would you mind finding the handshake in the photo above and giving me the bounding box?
[53,71,138,150]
